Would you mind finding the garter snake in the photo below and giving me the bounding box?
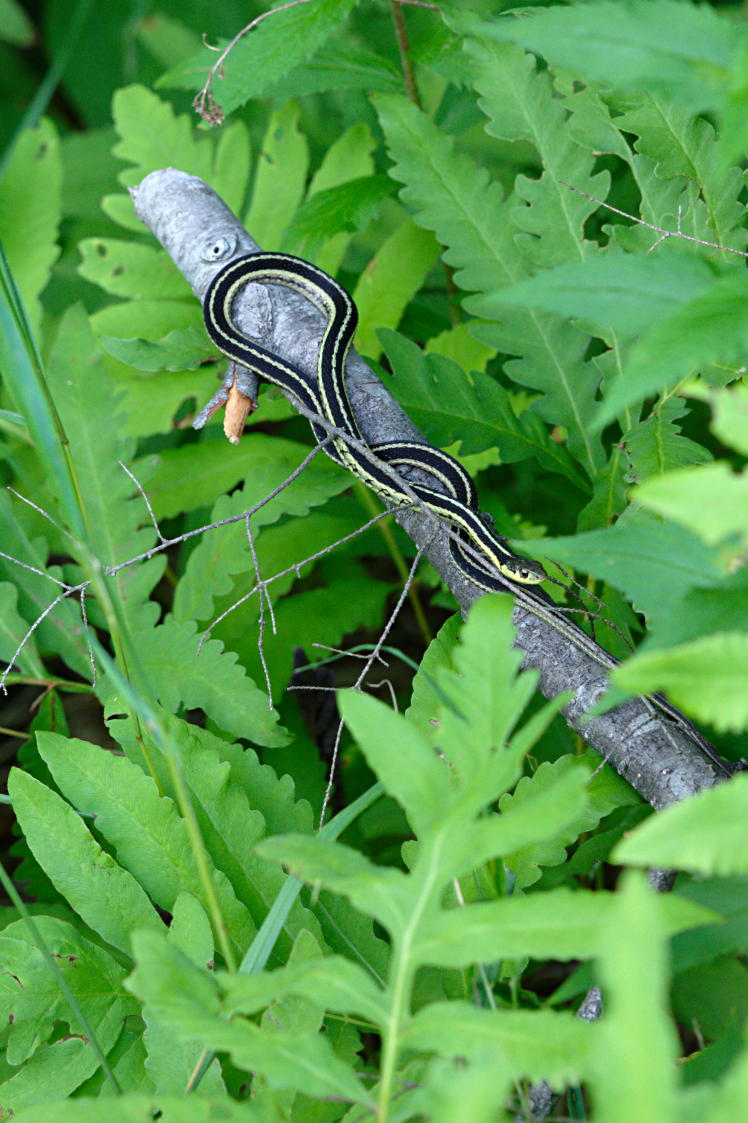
[203,251,738,779]
[203,252,547,588]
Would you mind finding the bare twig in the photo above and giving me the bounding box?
[0,549,68,588]
[7,487,66,534]
[194,0,319,125]
[198,507,395,649]
[119,460,167,544]
[1,582,88,694]
[79,587,96,687]
[106,438,330,576]
[245,512,276,709]
[319,542,428,827]
[194,0,439,125]
[560,181,748,259]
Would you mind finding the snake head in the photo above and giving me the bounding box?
[509,556,547,585]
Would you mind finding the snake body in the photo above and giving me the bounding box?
[203,251,737,778]
[203,252,547,588]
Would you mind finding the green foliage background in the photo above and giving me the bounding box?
[1,0,748,1119]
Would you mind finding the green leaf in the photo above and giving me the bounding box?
[0,917,134,1110]
[615,773,748,875]
[155,721,321,961]
[356,216,440,352]
[171,450,351,624]
[45,305,163,622]
[136,12,201,68]
[374,92,507,291]
[258,833,411,938]
[89,297,197,339]
[0,0,34,46]
[300,120,377,274]
[244,103,308,248]
[623,397,712,483]
[379,330,583,486]
[612,94,746,255]
[448,0,741,113]
[0,493,90,678]
[522,515,724,628]
[283,174,395,259]
[10,1095,265,1123]
[480,251,717,339]
[60,128,121,220]
[403,1003,593,1087]
[263,40,401,100]
[8,768,163,954]
[613,632,748,733]
[162,0,359,119]
[690,380,748,458]
[0,581,44,676]
[634,462,748,546]
[133,432,348,521]
[128,929,372,1107]
[589,872,678,1122]
[0,118,61,337]
[599,270,748,425]
[373,75,605,476]
[78,238,190,300]
[100,324,212,372]
[111,84,215,188]
[339,690,451,838]
[142,896,225,1096]
[406,612,461,734]
[460,761,591,881]
[221,954,388,1026]
[411,1053,515,1123]
[414,886,713,967]
[238,556,393,699]
[169,892,213,967]
[109,614,289,747]
[425,321,496,373]
[37,732,256,956]
[434,595,536,795]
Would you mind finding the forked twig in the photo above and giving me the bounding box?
[197,507,395,650]
[193,0,439,125]
[560,180,748,259]
[318,541,428,827]
[194,0,322,126]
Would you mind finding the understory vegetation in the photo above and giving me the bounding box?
[1,1,748,1120]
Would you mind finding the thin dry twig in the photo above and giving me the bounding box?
[0,549,68,588]
[560,180,748,259]
[319,541,428,827]
[79,587,96,687]
[197,506,395,650]
[106,438,330,576]
[7,487,66,534]
[194,0,320,125]
[193,0,439,125]
[314,642,389,667]
[118,460,167,544]
[245,512,276,708]
[1,581,89,694]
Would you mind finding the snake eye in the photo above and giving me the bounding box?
[519,568,530,580]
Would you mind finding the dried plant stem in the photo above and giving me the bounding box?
[389,0,420,108]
